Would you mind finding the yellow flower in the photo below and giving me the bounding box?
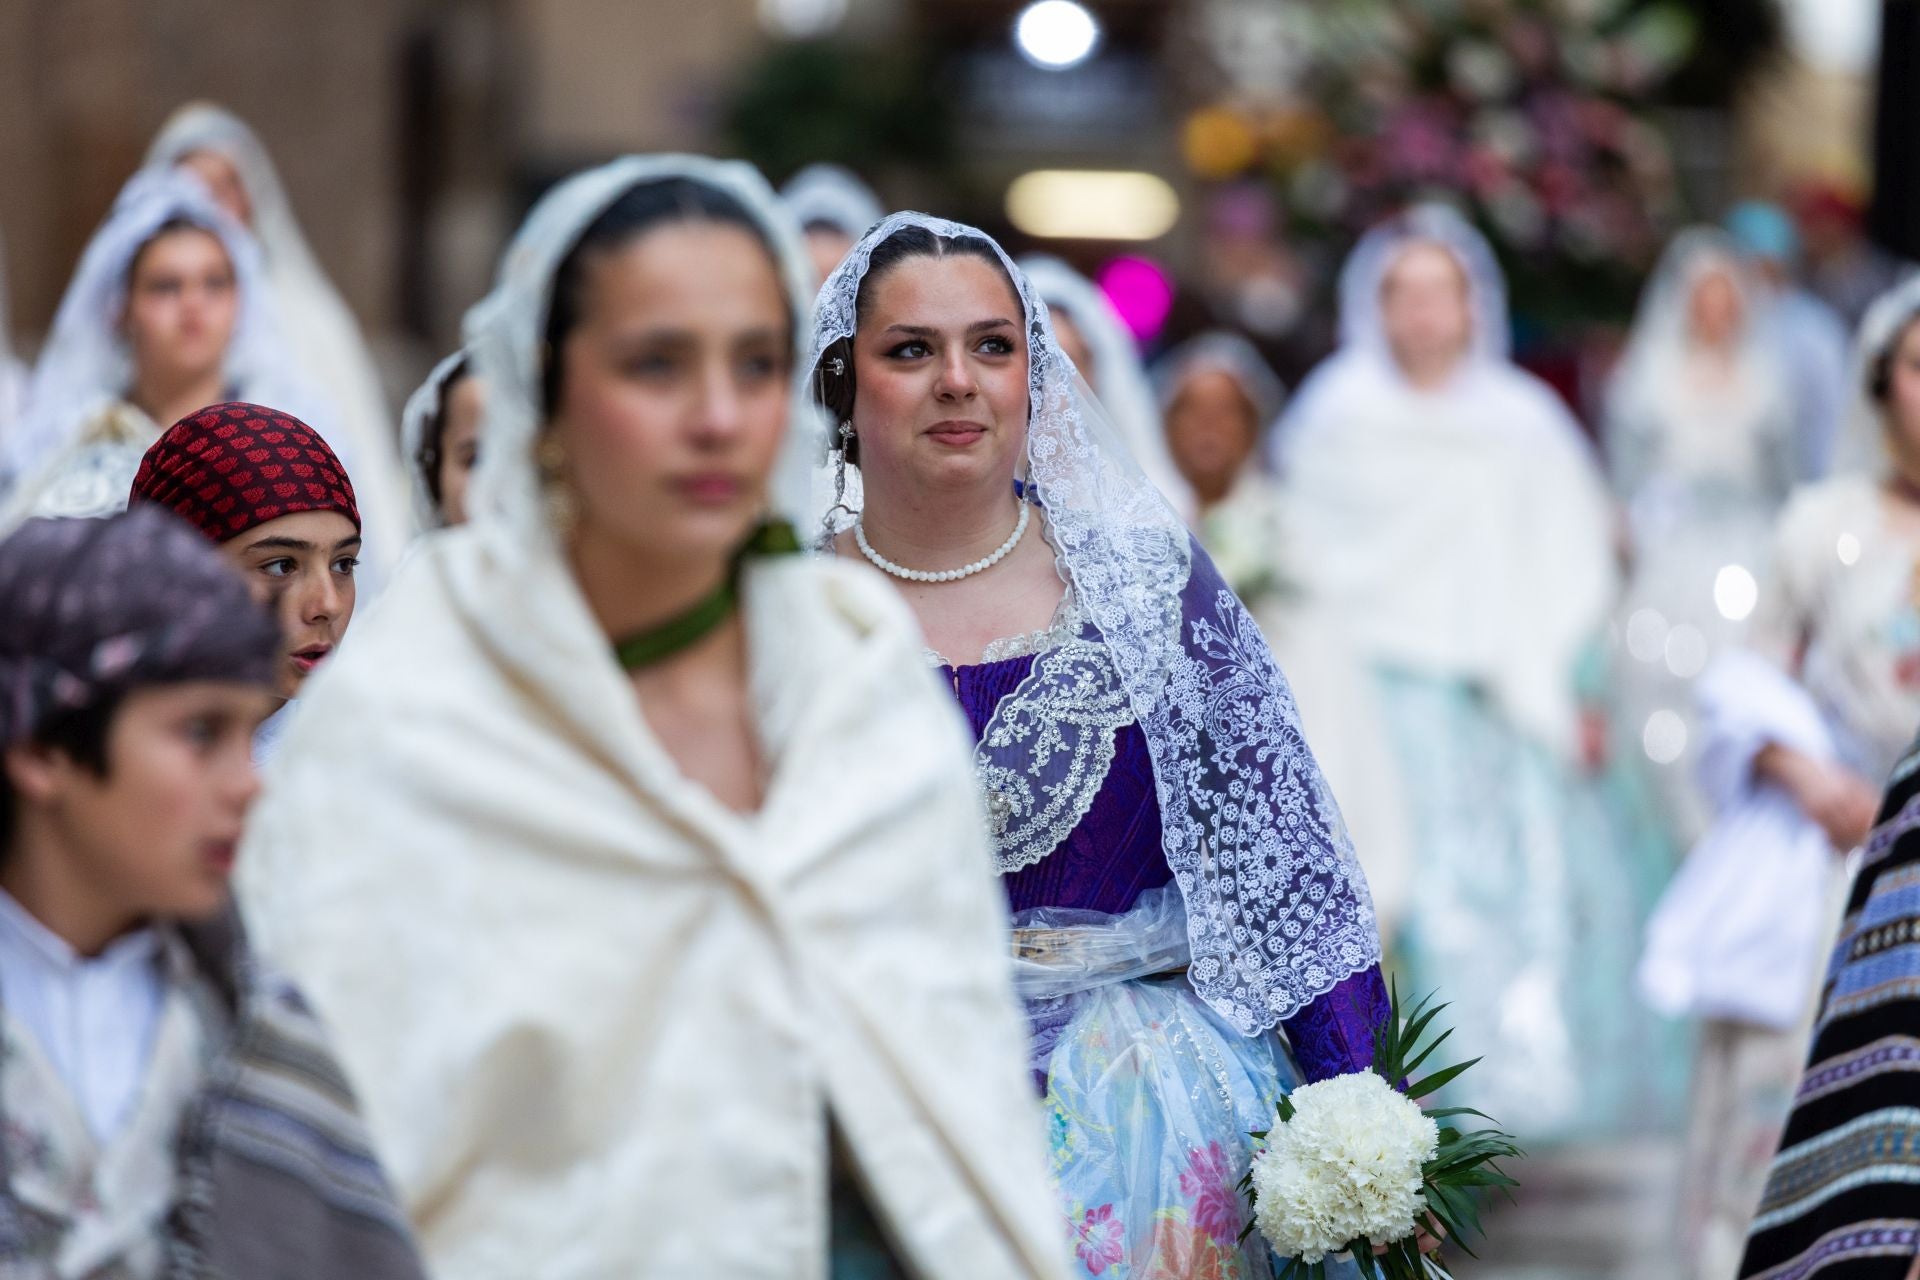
[1183,107,1261,180]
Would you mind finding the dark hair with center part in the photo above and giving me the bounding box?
[541,177,786,418]
[812,225,1019,468]
[415,356,471,509]
[1168,373,1261,442]
[126,216,227,292]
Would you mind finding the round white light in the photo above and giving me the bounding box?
[1664,624,1710,680]
[1714,564,1759,622]
[1016,0,1100,70]
[1643,710,1689,765]
[1625,608,1669,663]
[1837,532,1862,566]
[1781,0,1878,72]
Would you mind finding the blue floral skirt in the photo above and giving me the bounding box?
[1018,892,1363,1280]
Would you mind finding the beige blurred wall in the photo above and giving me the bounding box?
[0,0,769,360]
[514,0,762,156]
[0,0,445,346]
[1737,55,1873,197]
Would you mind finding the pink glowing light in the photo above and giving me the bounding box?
[1097,256,1175,343]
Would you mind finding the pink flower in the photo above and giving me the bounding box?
[1383,105,1459,183]
[1462,145,1511,199]
[1074,1203,1126,1275]
[1537,162,1585,216]
[1576,97,1629,150]
[1180,1142,1243,1246]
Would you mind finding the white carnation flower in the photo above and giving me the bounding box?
[1249,1071,1439,1264]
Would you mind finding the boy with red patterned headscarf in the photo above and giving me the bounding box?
[132,401,363,711]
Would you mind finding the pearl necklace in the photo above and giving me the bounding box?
[855,501,1030,584]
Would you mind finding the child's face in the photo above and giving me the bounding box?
[122,226,238,391]
[436,374,484,528]
[223,511,361,700]
[39,682,274,923]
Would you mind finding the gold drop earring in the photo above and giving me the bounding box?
[536,434,578,533]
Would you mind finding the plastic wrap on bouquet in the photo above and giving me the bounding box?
[1013,887,1362,1279]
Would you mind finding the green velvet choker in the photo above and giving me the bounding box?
[610,519,801,670]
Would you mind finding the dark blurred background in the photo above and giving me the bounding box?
[0,0,1888,422]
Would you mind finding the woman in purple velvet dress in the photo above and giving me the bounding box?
[808,214,1386,1279]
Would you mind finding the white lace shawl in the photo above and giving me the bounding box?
[1021,254,1194,518]
[808,213,1380,1034]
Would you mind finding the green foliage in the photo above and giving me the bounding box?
[1661,0,1786,107]
[719,39,955,187]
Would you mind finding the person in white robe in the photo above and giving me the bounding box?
[1152,330,1411,938]
[398,349,481,531]
[1273,203,1682,1140]
[1726,201,1852,482]
[144,102,412,578]
[236,154,1069,1280]
[781,162,885,289]
[1607,228,1801,841]
[0,169,317,526]
[1642,275,1920,1278]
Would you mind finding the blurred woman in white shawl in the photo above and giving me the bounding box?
[1606,229,1800,841]
[1152,330,1410,937]
[0,167,317,525]
[1020,254,1194,518]
[236,154,1068,1280]
[1641,275,1920,1278]
[1273,204,1682,1140]
[398,349,482,531]
[144,102,411,576]
[781,162,885,288]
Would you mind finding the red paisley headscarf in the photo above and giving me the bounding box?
[130,402,360,543]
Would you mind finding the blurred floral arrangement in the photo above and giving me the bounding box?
[1186,0,1762,327]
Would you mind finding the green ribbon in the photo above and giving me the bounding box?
[610,519,801,671]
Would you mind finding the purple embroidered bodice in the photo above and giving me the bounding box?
[942,649,1386,1082]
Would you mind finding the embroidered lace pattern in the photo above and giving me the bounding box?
[808,212,1380,1033]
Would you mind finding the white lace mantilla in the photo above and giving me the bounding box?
[809,211,1380,1034]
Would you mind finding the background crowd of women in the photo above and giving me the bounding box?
[0,101,1917,1280]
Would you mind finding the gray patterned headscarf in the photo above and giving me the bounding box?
[0,504,280,748]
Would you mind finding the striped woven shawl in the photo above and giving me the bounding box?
[0,905,426,1278]
[1741,740,1920,1279]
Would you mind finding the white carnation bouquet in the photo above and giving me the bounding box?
[1240,983,1523,1279]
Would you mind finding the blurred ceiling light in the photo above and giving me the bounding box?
[758,0,848,38]
[1781,0,1877,72]
[1015,1,1100,70]
[1007,170,1179,241]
